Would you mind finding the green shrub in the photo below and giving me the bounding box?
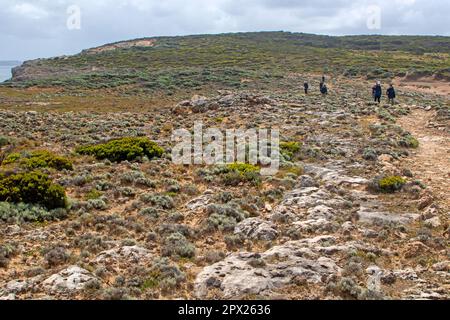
[85,189,102,200]
[0,243,18,268]
[399,135,419,148]
[379,176,406,192]
[24,150,73,170]
[280,141,302,159]
[139,207,160,219]
[0,136,10,147]
[221,163,261,186]
[0,171,67,209]
[224,234,245,249]
[0,202,66,222]
[161,232,196,258]
[370,175,406,193]
[2,153,21,165]
[362,148,378,161]
[76,137,164,162]
[142,257,186,291]
[226,163,259,174]
[377,109,395,122]
[2,150,73,171]
[207,213,239,232]
[140,193,175,210]
[206,203,247,231]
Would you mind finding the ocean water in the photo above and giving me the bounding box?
[0,63,20,82]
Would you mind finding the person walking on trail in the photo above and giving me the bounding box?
[320,83,328,95]
[304,81,309,94]
[387,84,396,105]
[320,81,324,91]
[372,81,382,103]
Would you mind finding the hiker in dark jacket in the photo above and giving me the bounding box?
[387,84,396,105]
[321,84,328,95]
[372,81,382,103]
[319,81,324,91]
[304,82,309,94]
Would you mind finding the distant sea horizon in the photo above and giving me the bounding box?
[0,61,22,82]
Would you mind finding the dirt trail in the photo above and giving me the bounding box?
[393,78,450,96]
[397,108,450,210]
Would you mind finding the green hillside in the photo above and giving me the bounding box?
[5,32,450,93]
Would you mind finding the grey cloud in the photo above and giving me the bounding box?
[0,0,448,60]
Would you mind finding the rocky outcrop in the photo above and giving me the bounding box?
[42,266,97,294]
[234,218,279,241]
[95,246,152,265]
[195,237,342,298]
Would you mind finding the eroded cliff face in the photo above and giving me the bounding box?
[11,61,38,82]
[11,59,89,82]
[9,38,157,83]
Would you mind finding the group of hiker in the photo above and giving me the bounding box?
[372,81,396,105]
[303,76,397,104]
[303,75,328,95]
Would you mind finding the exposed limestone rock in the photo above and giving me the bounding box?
[304,164,368,185]
[358,208,420,226]
[234,218,279,241]
[95,246,152,265]
[297,175,318,188]
[42,266,97,293]
[195,237,342,298]
[185,195,211,211]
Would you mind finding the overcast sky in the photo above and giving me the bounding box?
[0,0,448,61]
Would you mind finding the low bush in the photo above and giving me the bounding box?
[0,244,17,268]
[140,193,175,210]
[226,163,257,173]
[224,234,245,249]
[0,202,68,222]
[158,223,195,239]
[139,207,160,219]
[362,148,378,161]
[43,246,70,267]
[24,150,73,170]
[2,150,73,171]
[220,163,261,186]
[377,109,395,122]
[369,175,406,193]
[142,257,186,291]
[379,176,406,192]
[206,203,247,231]
[0,136,10,147]
[280,141,302,159]
[2,153,21,165]
[76,137,164,162]
[161,232,196,259]
[0,171,67,209]
[399,135,419,148]
[85,189,102,200]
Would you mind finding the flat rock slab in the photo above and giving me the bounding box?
[358,209,420,226]
[234,218,279,241]
[195,236,342,299]
[304,165,368,185]
[42,266,96,294]
[95,246,152,264]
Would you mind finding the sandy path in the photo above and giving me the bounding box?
[393,78,450,96]
[397,108,450,210]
